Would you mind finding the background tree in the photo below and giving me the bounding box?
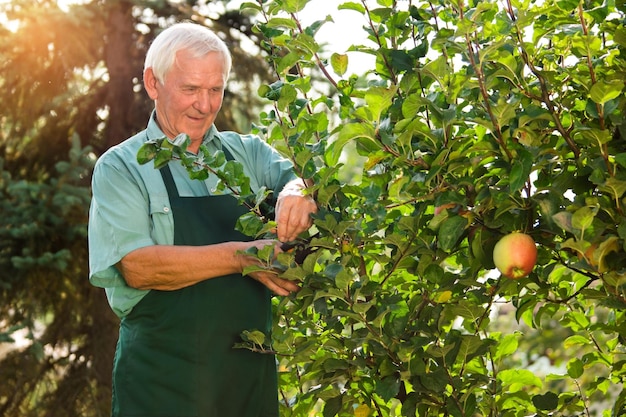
[0,1,274,415]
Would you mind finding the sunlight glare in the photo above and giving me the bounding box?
[57,0,89,12]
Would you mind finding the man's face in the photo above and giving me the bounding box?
[145,49,227,151]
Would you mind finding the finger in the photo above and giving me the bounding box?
[276,205,294,242]
[275,277,300,293]
[256,274,290,296]
[285,216,312,242]
[276,196,317,241]
[250,271,299,296]
[293,197,316,228]
[278,209,307,242]
[266,274,300,295]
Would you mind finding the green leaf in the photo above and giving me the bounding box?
[323,358,350,372]
[563,335,590,348]
[509,150,533,192]
[532,391,559,411]
[375,375,400,402]
[360,86,396,123]
[330,53,348,76]
[589,80,624,105]
[239,2,262,12]
[241,329,267,346]
[493,333,519,361]
[574,126,612,145]
[458,335,490,361]
[567,358,584,379]
[325,123,378,166]
[276,51,301,75]
[561,311,590,332]
[278,83,298,109]
[338,1,365,13]
[389,49,415,71]
[491,97,518,128]
[335,268,352,290]
[235,212,264,237]
[420,55,452,88]
[444,302,485,322]
[323,395,342,417]
[265,17,298,30]
[498,369,543,392]
[384,301,409,337]
[437,215,468,251]
[598,178,626,201]
[136,142,158,165]
[615,153,626,168]
[152,149,173,169]
[423,263,444,283]
[188,168,209,181]
[260,80,285,101]
[555,0,579,11]
[281,0,308,13]
[571,206,597,232]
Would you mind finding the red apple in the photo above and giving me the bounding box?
[492,232,537,279]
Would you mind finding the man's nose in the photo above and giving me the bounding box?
[194,91,211,113]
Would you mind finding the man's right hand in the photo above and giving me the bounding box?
[240,240,301,296]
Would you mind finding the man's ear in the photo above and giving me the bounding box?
[143,68,159,100]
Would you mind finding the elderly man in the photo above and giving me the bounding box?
[88,22,317,417]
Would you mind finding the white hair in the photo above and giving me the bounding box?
[144,22,232,83]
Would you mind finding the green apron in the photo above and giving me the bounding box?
[111,158,278,417]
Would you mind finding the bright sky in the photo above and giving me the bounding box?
[300,1,369,48]
[298,0,377,73]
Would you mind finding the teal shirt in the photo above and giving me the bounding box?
[88,114,297,318]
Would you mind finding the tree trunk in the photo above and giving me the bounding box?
[104,0,138,149]
[90,286,118,416]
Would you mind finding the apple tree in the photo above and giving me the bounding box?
[140,0,626,415]
[243,0,626,416]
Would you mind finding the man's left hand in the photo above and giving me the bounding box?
[275,192,317,242]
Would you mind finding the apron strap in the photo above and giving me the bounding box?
[160,164,179,198]
[222,144,235,161]
[159,143,235,198]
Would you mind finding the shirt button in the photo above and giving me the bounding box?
[163,207,170,213]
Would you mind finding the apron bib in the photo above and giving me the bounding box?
[111,158,278,417]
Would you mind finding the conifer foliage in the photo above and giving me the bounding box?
[0,1,272,415]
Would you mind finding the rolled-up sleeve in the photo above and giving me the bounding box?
[88,157,155,288]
